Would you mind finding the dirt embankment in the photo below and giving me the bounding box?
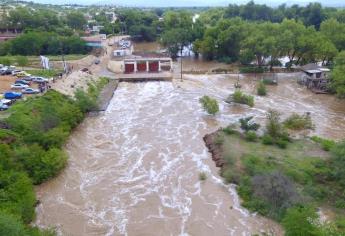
[203,130,226,168]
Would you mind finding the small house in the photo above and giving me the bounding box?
[299,63,331,93]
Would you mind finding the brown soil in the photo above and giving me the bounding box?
[0,75,15,93]
[203,130,226,168]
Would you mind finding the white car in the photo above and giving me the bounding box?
[32,77,48,83]
[12,70,24,75]
[11,83,29,89]
[22,88,40,94]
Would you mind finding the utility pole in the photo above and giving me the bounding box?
[59,41,67,73]
[180,48,183,82]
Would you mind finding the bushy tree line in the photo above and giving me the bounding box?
[194,18,340,66]
[0,79,108,235]
[0,7,86,32]
[199,1,345,28]
[0,31,90,56]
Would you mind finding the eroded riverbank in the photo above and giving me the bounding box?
[35,73,345,236]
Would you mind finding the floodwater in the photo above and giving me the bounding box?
[36,43,345,236]
[35,73,345,236]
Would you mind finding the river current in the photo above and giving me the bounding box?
[35,74,345,236]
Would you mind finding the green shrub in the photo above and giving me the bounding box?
[16,145,67,184]
[262,134,274,145]
[239,66,267,73]
[232,90,254,107]
[0,168,36,223]
[265,109,284,139]
[0,212,27,236]
[276,139,288,149]
[239,116,260,132]
[330,141,345,187]
[199,95,219,115]
[311,136,336,151]
[222,125,237,135]
[284,113,314,130]
[245,131,258,142]
[282,206,321,236]
[199,172,207,181]
[257,81,267,96]
[75,89,98,113]
[221,168,241,184]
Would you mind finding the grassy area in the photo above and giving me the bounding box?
[25,69,62,77]
[0,54,87,63]
[213,128,345,234]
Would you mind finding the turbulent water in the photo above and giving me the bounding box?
[35,74,345,236]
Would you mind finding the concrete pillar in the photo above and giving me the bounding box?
[146,61,149,72]
[134,60,137,73]
[158,61,162,72]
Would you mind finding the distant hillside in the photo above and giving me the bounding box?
[14,0,345,7]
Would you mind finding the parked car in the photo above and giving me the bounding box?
[22,88,39,94]
[15,79,31,85]
[16,71,31,77]
[0,102,8,111]
[11,83,29,89]
[4,91,22,99]
[0,98,14,106]
[12,70,23,75]
[22,76,33,81]
[0,68,12,75]
[32,77,48,83]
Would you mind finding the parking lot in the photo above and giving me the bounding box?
[0,75,40,93]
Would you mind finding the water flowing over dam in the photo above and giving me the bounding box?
[35,74,345,236]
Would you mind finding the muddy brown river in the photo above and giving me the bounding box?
[35,73,345,236]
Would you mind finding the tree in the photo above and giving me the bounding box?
[161,28,190,58]
[199,96,219,115]
[252,171,301,219]
[0,212,27,236]
[66,11,86,30]
[320,18,345,51]
[331,51,345,98]
[265,109,284,139]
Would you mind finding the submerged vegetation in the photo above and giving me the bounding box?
[229,90,255,107]
[0,79,108,235]
[283,113,315,130]
[209,110,345,235]
[199,95,219,115]
[257,81,267,96]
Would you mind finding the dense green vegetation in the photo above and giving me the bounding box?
[199,95,219,115]
[0,32,90,56]
[228,90,254,107]
[0,78,108,235]
[214,112,345,234]
[283,113,315,130]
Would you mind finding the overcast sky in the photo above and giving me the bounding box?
[26,0,345,7]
